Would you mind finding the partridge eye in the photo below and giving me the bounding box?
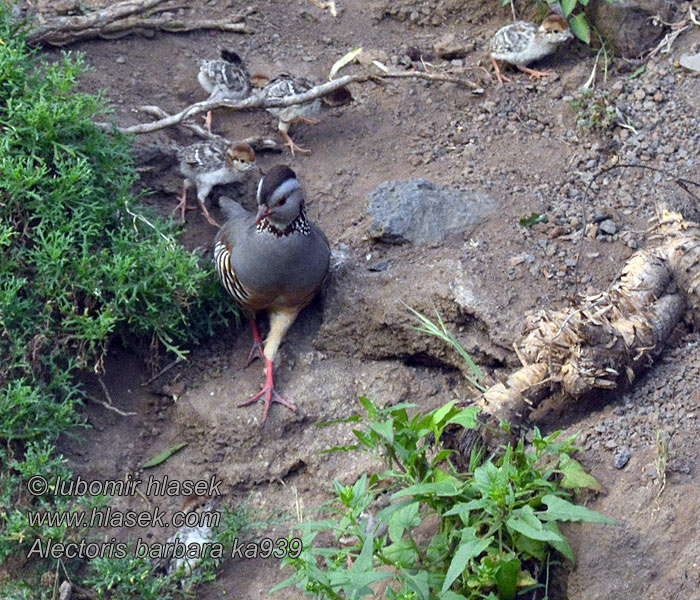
[278,195,288,206]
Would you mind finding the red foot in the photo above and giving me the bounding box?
[239,358,298,422]
[242,318,265,368]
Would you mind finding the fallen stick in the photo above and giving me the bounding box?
[25,0,166,44]
[120,70,480,135]
[136,105,281,151]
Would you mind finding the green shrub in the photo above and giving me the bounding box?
[0,3,234,442]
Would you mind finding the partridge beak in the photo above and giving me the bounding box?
[255,204,271,225]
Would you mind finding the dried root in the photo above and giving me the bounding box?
[471,204,700,443]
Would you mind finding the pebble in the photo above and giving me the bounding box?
[614,447,632,469]
[116,56,126,64]
[599,220,618,235]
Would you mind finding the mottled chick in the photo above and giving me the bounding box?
[255,73,352,156]
[197,49,252,131]
[490,14,573,83]
[176,141,257,227]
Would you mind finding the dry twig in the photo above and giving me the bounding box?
[135,105,281,150]
[120,70,479,135]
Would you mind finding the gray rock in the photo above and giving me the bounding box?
[367,179,495,245]
[599,219,618,235]
[680,52,700,73]
[614,447,632,469]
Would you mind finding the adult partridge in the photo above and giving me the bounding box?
[214,165,330,421]
[490,14,573,83]
[176,141,257,227]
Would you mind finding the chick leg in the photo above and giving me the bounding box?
[492,58,512,84]
[278,120,314,156]
[196,192,221,228]
[518,65,553,79]
[173,180,192,222]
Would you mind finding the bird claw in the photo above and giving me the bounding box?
[518,65,553,80]
[282,134,311,156]
[238,358,298,422]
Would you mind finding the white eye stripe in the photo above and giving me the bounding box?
[256,177,264,203]
[271,178,299,203]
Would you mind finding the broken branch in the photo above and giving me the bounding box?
[467,202,700,449]
[136,105,281,151]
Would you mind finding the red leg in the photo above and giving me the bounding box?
[239,358,298,422]
[205,110,213,134]
[242,318,265,368]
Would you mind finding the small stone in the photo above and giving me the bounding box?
[633,88,646,102]
[604,439,618,450]
[599,219,618,235]
[614,447,632,469]
[115,55,126,64]
[653,91,664,103]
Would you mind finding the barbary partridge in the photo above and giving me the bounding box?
[490,14,573,84]
[175,141,257,227]
[214,165,330,421]
[197,49,252,132]
[255,73,352,156]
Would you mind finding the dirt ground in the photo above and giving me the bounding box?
[40,0,700,597]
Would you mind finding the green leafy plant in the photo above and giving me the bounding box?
[0,3,242,595]
[569,88,617,131]
[275,397,615,599]
[519,213,549,228]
